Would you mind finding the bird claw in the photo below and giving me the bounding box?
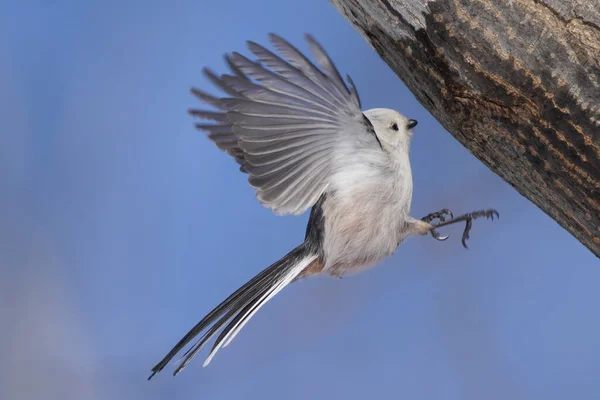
[427,208,499,248]
[459,209,498,248]
[432,231,449,241]
[422,208,454,224]
[488,210,500,220]
[422,209,454,241]
[461,218,473,248]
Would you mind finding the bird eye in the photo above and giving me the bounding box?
[391,122,399,131]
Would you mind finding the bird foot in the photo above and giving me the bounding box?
[429,209,499,248]
[422,209,454,241]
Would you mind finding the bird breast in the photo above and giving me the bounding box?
[321,158,413,277]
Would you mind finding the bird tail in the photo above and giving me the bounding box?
[149,244,317,379]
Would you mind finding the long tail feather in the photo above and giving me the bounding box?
[149,244,316,379]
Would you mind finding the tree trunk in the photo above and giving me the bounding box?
[331,0,600,257]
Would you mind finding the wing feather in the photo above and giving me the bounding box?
[219,98,335,121]
[189,34,377,215]
[247,41,343,108]
[230,52,339,112]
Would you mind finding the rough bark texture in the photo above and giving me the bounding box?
[331,0,600,257]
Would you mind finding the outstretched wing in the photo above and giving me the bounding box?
[190,33,378,215]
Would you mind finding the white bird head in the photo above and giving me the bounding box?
[364,108,417,154]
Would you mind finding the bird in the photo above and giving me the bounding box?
[148,33,498,379]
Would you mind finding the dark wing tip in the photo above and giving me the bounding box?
[224,53,249,80]
[246,40,269,57]
[190,87,221,106]
[303,32,317,43]
[202,66,217,80]
[303,33,325,53]
[267,32,282,42]
[267,32,296,52]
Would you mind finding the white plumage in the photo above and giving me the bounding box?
[149,34,498,379]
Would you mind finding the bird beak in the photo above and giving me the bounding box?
[408,119,418,129]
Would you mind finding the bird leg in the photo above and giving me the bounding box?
[421,209,454,241]
[428,209,499,248]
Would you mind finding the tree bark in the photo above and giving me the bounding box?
[331,0,600,257]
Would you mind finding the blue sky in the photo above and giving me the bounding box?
[2,1,599,399]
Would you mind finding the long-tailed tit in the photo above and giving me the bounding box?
[149,34,498,379]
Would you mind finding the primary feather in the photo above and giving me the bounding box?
[189,33,378,216]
